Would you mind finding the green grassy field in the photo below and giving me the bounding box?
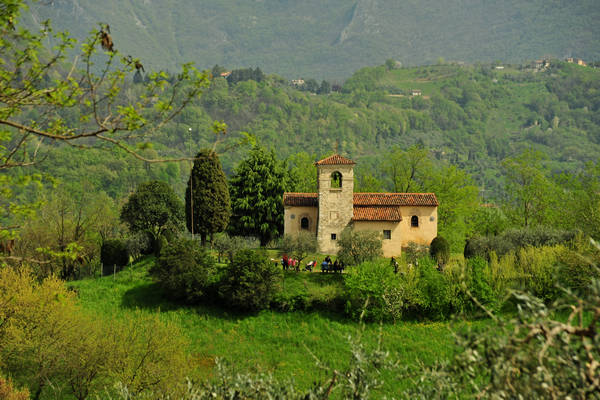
[70,256,488,396]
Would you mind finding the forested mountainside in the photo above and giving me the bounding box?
[14,60,600,203]
[25,0,600,79]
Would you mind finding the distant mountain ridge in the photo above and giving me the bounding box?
[24,0,600,79]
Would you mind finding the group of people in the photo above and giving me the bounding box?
[281,254,300,271]
[319,255,344,273]
[280,254,344,273]
[280,255,414,275]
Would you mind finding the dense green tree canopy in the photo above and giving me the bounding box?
[501,150,559,227]
[228,145,292,246]
[185,150,230,245]
[120,181,184,246]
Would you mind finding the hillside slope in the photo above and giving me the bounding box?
[17,60,599,202]
[26,0,600,79]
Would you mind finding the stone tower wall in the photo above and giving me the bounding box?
[316,163,354,254]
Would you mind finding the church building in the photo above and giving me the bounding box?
[283,154,438,257]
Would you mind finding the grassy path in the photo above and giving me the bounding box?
[70,257,485,395]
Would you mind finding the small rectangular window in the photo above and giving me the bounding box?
[383,230,391,240]
[331,233,337,240]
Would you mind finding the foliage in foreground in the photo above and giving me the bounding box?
[0,0,210,243]
[0,376,29,400]
[110,242,600,399]
[402,271,600,398]
[0,267,192,400]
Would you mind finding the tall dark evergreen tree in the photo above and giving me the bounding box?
[228,145,291,247]
[185,150,231,246]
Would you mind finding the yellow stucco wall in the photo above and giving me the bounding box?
[352,221,403,257]
[398,206,438,247]
[283,206,318,236]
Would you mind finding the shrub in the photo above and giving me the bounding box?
[430,236,450,266]
[415,257,451,319]
[557,238,600,293]
[466,256,496,310]
[0,376,29,400]
[151,238,217,303]
[0,268,191,399]
[156,234,169,256]
[337,228,383,266]
[219,249,281,311]
[100,238,129,274]
[344,260,398,321]
[516,245,560,301]
[464,227,577,259]
[344,258,433,322]
[463,235,488,259]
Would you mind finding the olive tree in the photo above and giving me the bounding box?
[280,232,318,264]
[337,228,383,266]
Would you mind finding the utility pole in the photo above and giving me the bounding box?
[188,127,194,239]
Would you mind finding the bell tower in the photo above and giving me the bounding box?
[315,154,355,254]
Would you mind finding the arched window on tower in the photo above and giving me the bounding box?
[331,171,342,188]
[301,217,309,230]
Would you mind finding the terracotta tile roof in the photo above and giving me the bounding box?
[353,206,402,221]
[283,192,439,207]
[315,154,356,165]
[283,192,318,206]
[353,193,438,206]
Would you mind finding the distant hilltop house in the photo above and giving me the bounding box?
[566,57,587,66]
[410,89,422,96]
[291,79,305,86]
[219,71,232,78]
[283,155,438,257]
[532,59,551,70]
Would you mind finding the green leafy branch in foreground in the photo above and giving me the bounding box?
[1,4,210,167]
[0,0,212,247]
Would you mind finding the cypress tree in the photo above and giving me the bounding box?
[185,150,231,246]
